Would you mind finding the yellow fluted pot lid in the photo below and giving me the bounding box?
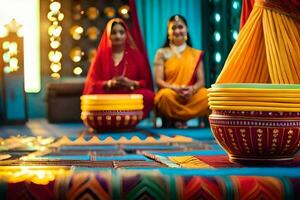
[81,104,144,111]
[208,100,300,108]
[81,94,143,100]
[209,105,300,112]
[208,96,300,103]
[208,88,300,93]
[208,92,300,98]
[211,83,300,89]
[81,99,143,105]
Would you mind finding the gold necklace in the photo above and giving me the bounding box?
[112,51,124,66]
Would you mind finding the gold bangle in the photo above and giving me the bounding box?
[134,81,139,87]
[111,79,116,86]
[130,83,135,91]
[130,81,138,90]
[192,86,197,94]
[107,80,112,88]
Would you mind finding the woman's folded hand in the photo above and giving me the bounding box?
[178,85,194,100]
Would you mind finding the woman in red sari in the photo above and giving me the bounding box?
[83,18,154,118]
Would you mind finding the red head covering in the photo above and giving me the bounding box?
[83,18,153,94]
[240,0,255,29]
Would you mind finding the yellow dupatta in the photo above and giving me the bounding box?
[164,46,203,85]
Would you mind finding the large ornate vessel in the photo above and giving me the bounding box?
[208,84,300,163]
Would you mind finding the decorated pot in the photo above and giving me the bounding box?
[81,110,143,132]
[81,94,143,132]
[209,110,300,163]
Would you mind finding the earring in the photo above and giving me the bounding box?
[184,35,188,41]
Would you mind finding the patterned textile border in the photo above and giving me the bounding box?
[2,171,300,200]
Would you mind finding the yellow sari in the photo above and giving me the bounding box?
[154,47,209,121]
[216,0,300,84]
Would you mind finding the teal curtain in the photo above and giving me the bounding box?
[135,0,202,71]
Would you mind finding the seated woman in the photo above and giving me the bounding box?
[83,18,154,118]
[154,15,209,128]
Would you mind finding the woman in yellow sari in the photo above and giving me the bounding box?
[154,15,209,128]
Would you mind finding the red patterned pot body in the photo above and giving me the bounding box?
[81,110,143,132]
[209,110,300,163]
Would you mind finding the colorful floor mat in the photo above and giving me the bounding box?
[148,154,300,168]
[1,127,300,199]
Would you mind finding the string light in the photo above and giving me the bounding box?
[70,25,84,40]
[232,30,238,40]
[0,26,8,38]
[232,1,240,10]
[69,47,83,63]
[1,41,20,73]
[86,7,99,20]
[50,63,62,73]
[73,66,83,75]
[215,52,222,63]
[47,0,63,79]
[214,32,221,42]
[86,26,99,41]
[118,5,130,19]
[214,13,221,22]
[104,7,116,18]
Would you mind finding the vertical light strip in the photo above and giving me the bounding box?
[24,0,41,93]
[0,0,41,93]
[48,1,63,79]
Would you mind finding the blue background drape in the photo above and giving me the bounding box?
[135,0,202,71]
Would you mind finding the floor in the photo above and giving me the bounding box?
[1,118,300,200]
[0,118,214,140]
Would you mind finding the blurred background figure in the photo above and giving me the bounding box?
[83,18,154,119]
[154,15,209,128]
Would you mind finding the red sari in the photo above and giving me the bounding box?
[83,18,154,118]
